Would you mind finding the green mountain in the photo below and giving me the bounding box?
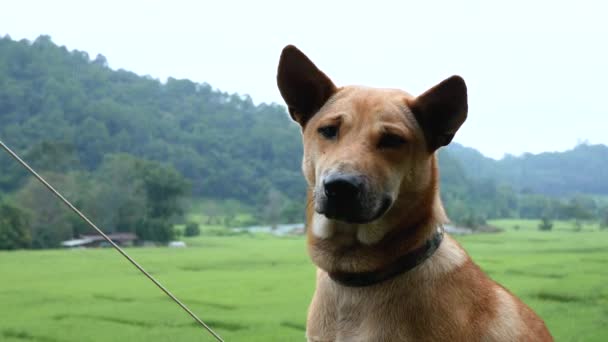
[445,143,608,196]
[0,35,304,204]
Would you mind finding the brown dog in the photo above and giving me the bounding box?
[277,45,552,341]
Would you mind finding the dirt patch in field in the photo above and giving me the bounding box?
[527,238,552,242]
[193,320,246,332]
[505,269,565,279]
[580,257,608,263]
[89,293,237,311]
[467,239,503,244]
[178,259,293,272]
[52,313,245,331]
[534,291,583,303]
[280,321,306,331]
[53,314,156,328]
[533,247,608,254]
[181,298,237,310]
[92,293,136,302]
[1,329,59,342]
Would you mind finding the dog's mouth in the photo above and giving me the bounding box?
[315,193,393,224]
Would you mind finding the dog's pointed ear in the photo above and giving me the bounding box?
[277,45,337,127]
[408,75,468,151]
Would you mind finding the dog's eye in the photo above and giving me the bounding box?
[318,125,339,140]
[378,133,407,149]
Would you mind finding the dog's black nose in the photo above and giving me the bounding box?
[323,174,363,200]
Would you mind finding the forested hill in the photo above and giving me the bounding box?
[0,35,304,203]
[0,35,606,225]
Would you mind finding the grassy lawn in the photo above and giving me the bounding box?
[1,219,607,341]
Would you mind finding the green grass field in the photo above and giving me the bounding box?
[1,220,607,341]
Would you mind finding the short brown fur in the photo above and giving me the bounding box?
[277,45,552,342]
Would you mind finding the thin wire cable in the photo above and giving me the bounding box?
[0,139,224,342]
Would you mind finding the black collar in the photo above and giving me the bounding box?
[328,226,444,287]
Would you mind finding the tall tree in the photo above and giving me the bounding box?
[0,202,31,250]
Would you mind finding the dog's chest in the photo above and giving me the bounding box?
[332,289,416,342]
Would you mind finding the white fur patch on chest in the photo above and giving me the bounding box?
[311,213,333,239]
[356,222,389,245]
[311,213,389,244]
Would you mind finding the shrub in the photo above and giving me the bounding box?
[538,216,553,231]
[600,208,608,230]
[184,222,201,237]
[462,214,486,230]
[136,218,175,243]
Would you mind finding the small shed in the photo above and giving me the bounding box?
[62,233,137,248]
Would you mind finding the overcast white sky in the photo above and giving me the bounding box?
[1,0,606,159]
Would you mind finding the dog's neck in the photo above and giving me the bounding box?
[328,225,444,287]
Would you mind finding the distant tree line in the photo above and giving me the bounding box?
[0,154,188,249]
[444,142,608,196]
[438,149,608,228]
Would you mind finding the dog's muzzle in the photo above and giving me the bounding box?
[315,172,392,224]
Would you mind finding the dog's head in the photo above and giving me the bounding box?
[277,45,467,245]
